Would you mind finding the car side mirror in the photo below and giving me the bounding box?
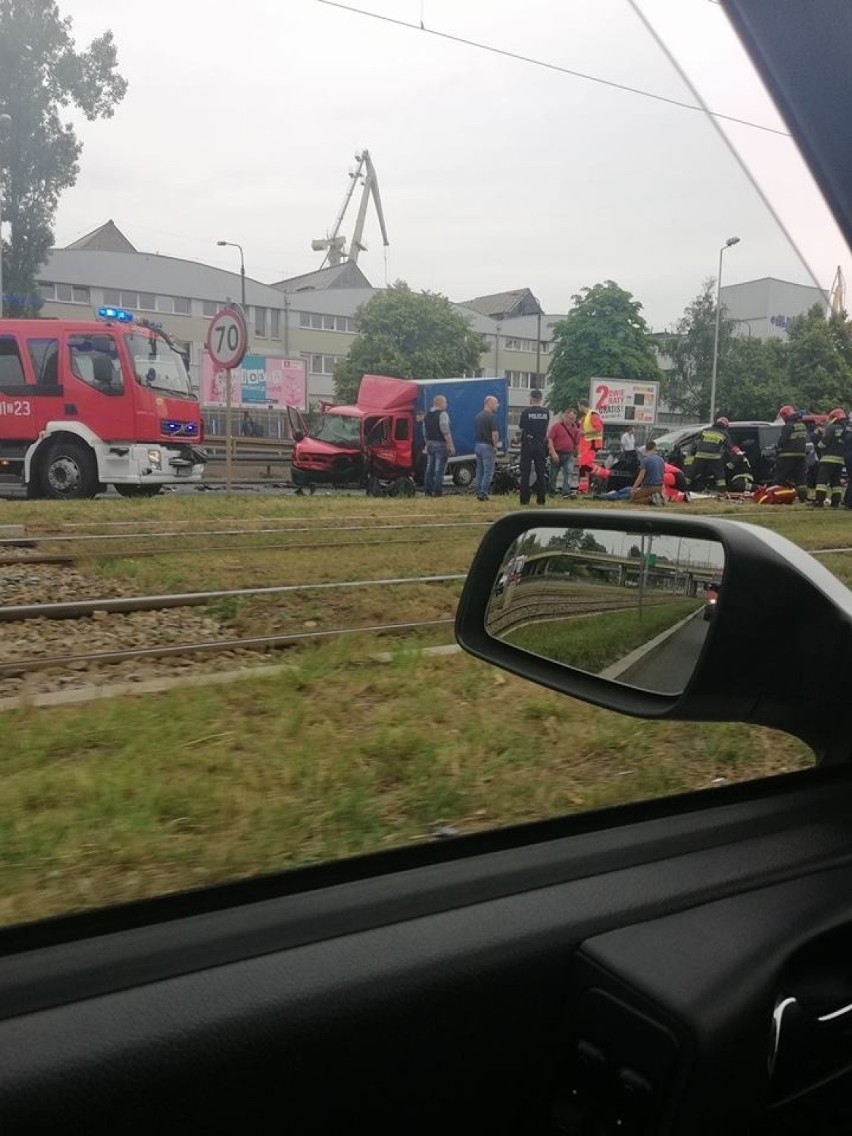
[455,511,852,761]
[292,430,304,443]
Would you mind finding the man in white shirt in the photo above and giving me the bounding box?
[621,426,636,452]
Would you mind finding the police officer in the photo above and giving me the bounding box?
[688,416,734,493]
[814,407,848,508]
[518,390,550,506]
[774,405,808,501]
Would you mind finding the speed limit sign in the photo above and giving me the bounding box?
[207,305,248,370]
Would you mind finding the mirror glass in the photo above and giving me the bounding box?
[485,525,726,695]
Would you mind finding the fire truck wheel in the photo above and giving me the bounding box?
[41,441,99,500]
[114,485,163,498]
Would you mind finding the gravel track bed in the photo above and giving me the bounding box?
[0,564,276,700]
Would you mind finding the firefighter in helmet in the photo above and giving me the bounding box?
[725,448,754,494]
[688,416,734,493]
[773,405,808,501]
[813,407,848,508]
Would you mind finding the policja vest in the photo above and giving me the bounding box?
[520,407,550,448]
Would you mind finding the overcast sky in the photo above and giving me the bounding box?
[50,0,850,329]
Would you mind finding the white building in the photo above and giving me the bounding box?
[720,276,828,338]
[33,223,565,432]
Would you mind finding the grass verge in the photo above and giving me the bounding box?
[0,647,811,925]
[505,599,701,672]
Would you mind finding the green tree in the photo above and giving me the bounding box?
[547,281,660,410]
[714,336,788,421]
[786,304,852,411]
[0,0,128,316]
[663,279,734,418]
[333,282,487,404]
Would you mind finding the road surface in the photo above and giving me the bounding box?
[616,614,710,695]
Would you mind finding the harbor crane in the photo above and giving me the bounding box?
[311,149,389,268]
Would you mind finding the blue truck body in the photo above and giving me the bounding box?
[416,376,509,462]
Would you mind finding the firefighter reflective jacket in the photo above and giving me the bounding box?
[694,426,731,461]
[777,419,807,458]
[819,421,847,463]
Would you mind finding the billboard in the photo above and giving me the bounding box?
[589,379,659,425]
[201,353,307,410]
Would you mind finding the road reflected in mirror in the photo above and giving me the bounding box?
[485,526,726,695]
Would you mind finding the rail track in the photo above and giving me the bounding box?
[0,572,467,622]
[0,617,457,680]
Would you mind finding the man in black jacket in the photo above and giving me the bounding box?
[518,390,550,506]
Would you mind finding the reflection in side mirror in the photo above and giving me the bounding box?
[484,525,725,695]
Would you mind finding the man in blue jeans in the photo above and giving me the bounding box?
[473,395,501,501]
[423,395,455,497]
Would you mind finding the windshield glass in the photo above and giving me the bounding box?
[312,412,362,449]
[126,332,193,398]
[2,0,839,927]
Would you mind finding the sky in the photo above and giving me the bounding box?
[45,0,851,330]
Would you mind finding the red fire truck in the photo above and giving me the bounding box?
[0,306,205,498]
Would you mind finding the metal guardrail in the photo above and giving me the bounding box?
[202,436,294,473]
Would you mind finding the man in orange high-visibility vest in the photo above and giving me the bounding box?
[577,399,604,480]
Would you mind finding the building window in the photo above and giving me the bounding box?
[103,289,121,306]
[202,300,220,317]
[120,291,138,309]
[173,296,191,315]
[255,307,267,337]
[39,282,89,304]
[304,353,342,375]
[505,370,545,389]
[270,309,280,339]
[155,296,175,314]
[298,311,356,333]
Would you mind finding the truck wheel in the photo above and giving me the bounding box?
[114,485,163,498]
[452,463,475,488]
[41,441,99,500]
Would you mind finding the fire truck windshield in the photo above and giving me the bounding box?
[312,412,362,449]
[127,333,193,398]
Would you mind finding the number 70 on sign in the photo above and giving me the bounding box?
[206,306,248,370]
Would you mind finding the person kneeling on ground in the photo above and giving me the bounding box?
[630,439,666,505]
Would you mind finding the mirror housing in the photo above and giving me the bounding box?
[455,511,852,761]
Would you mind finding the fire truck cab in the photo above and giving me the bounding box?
[0,307,205,498]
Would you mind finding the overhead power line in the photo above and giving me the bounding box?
[316,0,790,138]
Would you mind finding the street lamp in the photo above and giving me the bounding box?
[216,239,246,313]
[0,113,11,318]
[709,236,741,422]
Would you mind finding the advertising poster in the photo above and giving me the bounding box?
[588,379,659,425]
[202,353,307,410]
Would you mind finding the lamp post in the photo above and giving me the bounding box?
[709,236,741,422]
[216,239,246,313]
[0,113,11,318]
